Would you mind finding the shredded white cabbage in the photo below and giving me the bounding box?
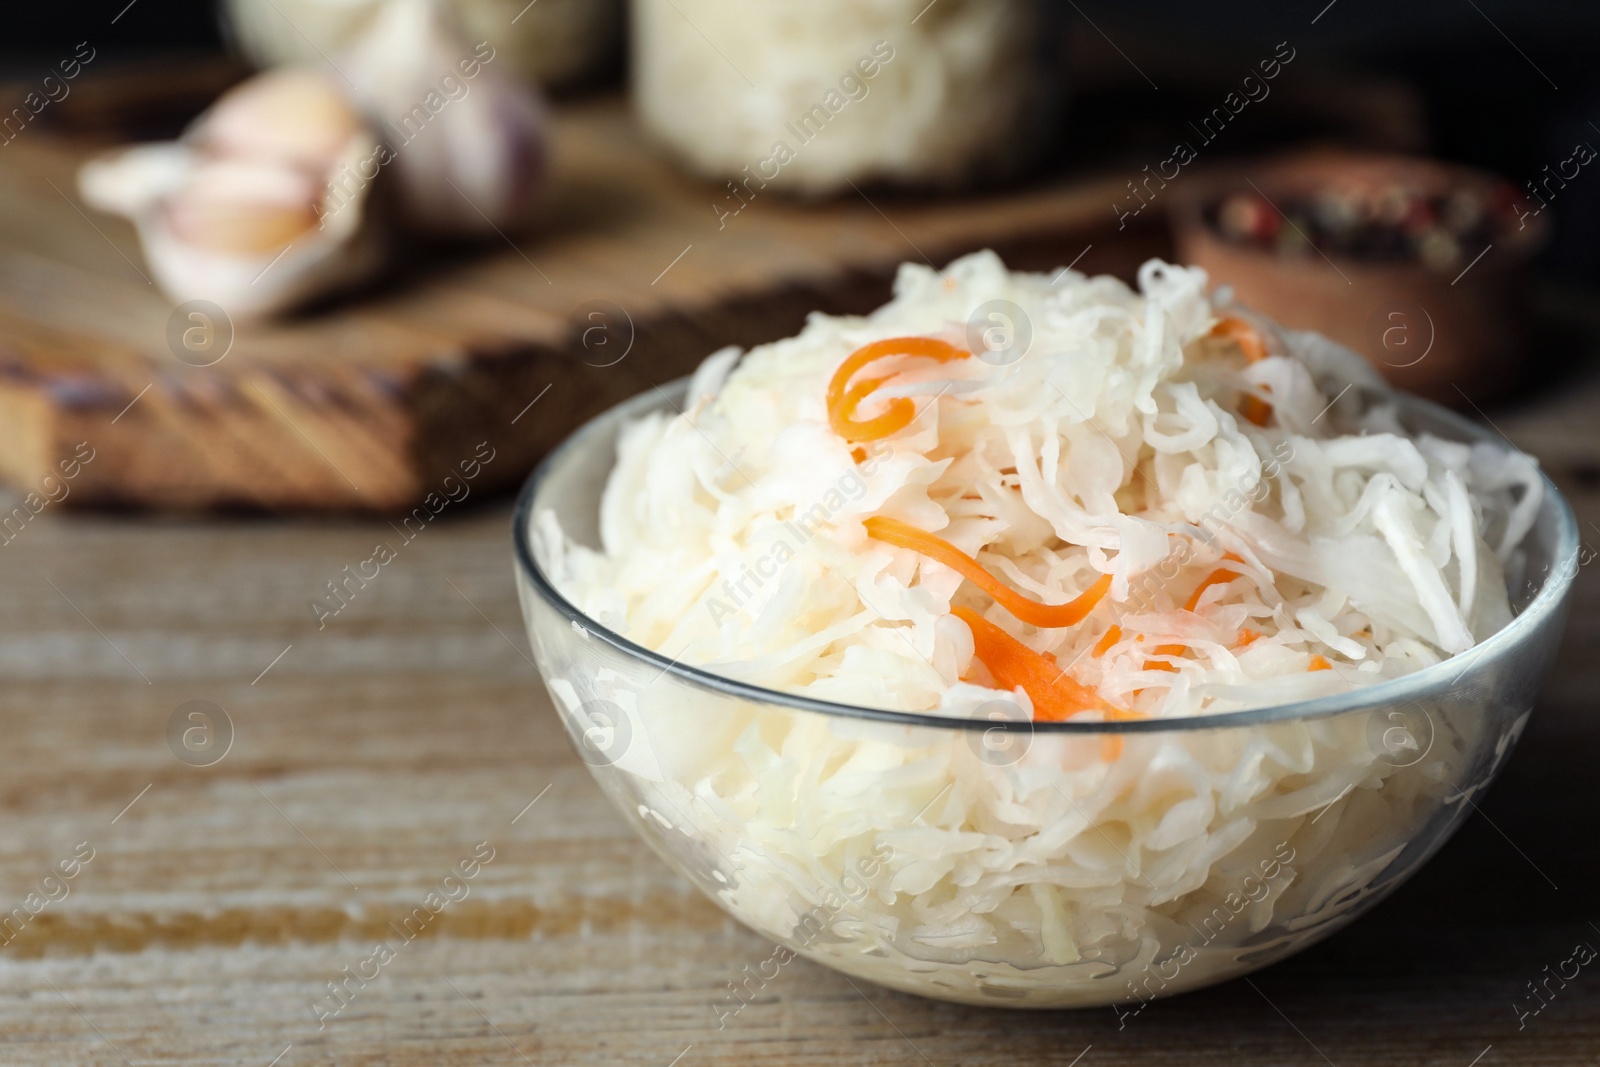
[632,1,1048,193]
[533,252,1541,1006]
[546,251,1532,717]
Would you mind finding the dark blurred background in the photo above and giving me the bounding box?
[7,0,1600,282]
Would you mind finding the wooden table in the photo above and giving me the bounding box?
[2,313,1599,1067]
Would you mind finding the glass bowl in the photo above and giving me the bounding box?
[512,379,1576,1010]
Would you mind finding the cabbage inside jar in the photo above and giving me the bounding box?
[630,0,1059,193]
[525,252,1565,1007]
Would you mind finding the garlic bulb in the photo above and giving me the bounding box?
[77,1,549,319]
[79,70,382,320]
[222,0,621,90]
[338,0,548,235]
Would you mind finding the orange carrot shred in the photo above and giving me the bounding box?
[1092,625,1122,658]
[1235,627,1261,648]
[1308,654,1332,672]
[1138,555,1250,672]
[1184,552,1245,613]
[952,606,1107,722]
[865,516,1111,629]
[1143,644,1184,672]
[1211,316,1269,362]
[1099,688,1147,762]
[1241,394,1273,427]
[1211,317,1273,425]
[826,337,969,443]
[953,607,1140,761]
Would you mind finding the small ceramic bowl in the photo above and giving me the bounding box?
[1172,152,1546,403]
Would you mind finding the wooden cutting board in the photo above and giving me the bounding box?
[0,64,1160,512]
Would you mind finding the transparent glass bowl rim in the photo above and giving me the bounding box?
[513,376,1577,736]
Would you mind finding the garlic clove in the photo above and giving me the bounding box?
[138,132,385,319]
[339,0,548,235]
[79,142,195,219]
[165,159,322,255]
[78,70,384,321]
[194,68,367,173]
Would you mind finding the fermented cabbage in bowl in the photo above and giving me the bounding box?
[513,254,1575,1008]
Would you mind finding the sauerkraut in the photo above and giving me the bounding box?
[532,251,1543,1007]
[632,0,1056,192]
[546,251,1532,715]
